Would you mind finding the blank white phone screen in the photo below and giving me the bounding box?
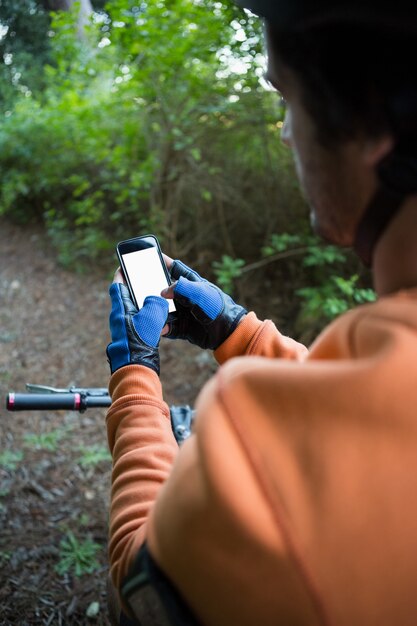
[122,247,176,313]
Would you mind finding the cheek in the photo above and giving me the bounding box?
[281,110,305,183]
[280,110,292,147]
[282,108,312,174]
[280,104,361,244]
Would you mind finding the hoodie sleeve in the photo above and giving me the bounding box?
[215,311,308,364]
[106,364,178,592]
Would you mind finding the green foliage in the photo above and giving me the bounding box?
[212,255,245,294]
[0,0,52,107]
[298,275,376,321]
[0,0,376,338]
[0,450,23,471]
[261,233,304,256]
[23,428,66,452]
[55,531,101,577]
[261,232,346,266]
[77,444,111,467]
[0,0,294,269]
[79,513,91,526]
[262,232,375,327]
[303,244,346,267]
[0,550,12,567]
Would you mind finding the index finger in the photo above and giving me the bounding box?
[113,267,125,284]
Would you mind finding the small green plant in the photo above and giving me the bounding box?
[298,275,376,321]
[55,531,101,577]
[0,450,23,471]
[212,255,246,294]
[79,513,91,527]
[0,550,12,567]
[261,232,346,266]
[261,233,376,324]
[23,428,66,452]
[77,445,111,468]
[0,370,12,383]
[261,232,304,256]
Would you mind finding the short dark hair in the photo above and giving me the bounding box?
[268,22,417,150]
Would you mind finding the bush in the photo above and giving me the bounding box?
[0,0,304,272]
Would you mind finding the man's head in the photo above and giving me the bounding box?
[235,1,417,263]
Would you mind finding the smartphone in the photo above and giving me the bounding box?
[116,235,176,314]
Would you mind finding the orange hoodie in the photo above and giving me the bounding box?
[107,289,417,626]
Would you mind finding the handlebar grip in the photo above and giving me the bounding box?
[7,393,82,411]
[84,396,111,409]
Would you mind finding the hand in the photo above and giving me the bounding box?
[161,259,246,350]
[107,271,169,375]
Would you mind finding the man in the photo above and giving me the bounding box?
[106,1,417,624]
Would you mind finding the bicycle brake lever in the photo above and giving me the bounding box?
[26,383,69,394]
[25,383,109,397]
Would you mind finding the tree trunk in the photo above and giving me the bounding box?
[47,0,74,9]
[46,0,93,35]
[77,0,93,29]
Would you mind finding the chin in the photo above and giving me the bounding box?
[310,211,351,247]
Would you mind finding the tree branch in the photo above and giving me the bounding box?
[241,247,310,274]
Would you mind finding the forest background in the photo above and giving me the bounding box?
[0,0,375,341]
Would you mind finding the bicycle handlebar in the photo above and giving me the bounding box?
[7,392,111,412]
[6,384,194,445]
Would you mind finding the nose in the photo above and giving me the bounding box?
[281,110,292,148]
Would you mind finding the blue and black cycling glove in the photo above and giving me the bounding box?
[107,282,169,375]
[166,260,247,350]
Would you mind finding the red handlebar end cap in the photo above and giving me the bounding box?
[7,393,15,411]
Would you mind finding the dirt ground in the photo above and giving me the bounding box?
[0,218,216,625]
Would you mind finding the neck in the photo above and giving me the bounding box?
[373,195,417,296]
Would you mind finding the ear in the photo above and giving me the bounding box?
[362,134,394,167]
